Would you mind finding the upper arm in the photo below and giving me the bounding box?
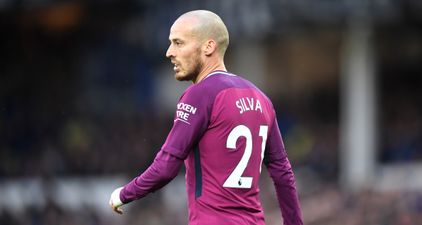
[264,116,287,165]
[161,87,212,159]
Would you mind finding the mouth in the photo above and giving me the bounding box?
[171,61,180,72]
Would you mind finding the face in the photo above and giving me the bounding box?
[166,18,204,82]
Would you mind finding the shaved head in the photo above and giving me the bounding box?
[166,10,229,83]
[176,10,229,57]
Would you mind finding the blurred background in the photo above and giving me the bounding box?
[1,0,422,225]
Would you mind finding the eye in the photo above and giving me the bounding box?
[175,40,183,46]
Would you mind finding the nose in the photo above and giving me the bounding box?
[166,45,174,58]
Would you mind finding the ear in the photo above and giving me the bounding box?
[203,39,217,56]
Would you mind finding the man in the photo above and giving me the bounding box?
[109,10,303,225]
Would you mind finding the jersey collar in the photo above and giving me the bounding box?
[204,70,236,80]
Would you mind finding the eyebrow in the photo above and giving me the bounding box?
[169,38,183,43]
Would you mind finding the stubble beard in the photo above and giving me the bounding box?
[175,49,203,82]
[175,63,203,82]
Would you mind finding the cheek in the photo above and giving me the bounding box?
[181,53,196,70]
[186,55,197,67]
[179,46,201,71]
[190,49,202,63]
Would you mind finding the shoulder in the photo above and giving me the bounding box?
[181,71,274,108]
[196,71,247,92]
[182,71,236,100]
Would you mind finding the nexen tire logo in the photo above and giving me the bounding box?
[175,103,197,125]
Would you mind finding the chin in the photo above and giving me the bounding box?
[174,72,185,81]
[175,75,185,81]
[175,71,194,82]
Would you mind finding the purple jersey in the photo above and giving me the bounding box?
[120,71,303,225]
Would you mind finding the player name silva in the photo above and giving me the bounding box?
[236,97,263,114]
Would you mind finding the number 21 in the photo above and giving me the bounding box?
[223,125,268,189]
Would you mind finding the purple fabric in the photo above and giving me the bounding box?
[120,151,183,203]
[265,119,303,225]
[120,71,303,225]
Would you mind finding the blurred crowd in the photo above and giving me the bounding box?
[1,183,422,225]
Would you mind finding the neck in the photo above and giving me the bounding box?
[193,61,226,84]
